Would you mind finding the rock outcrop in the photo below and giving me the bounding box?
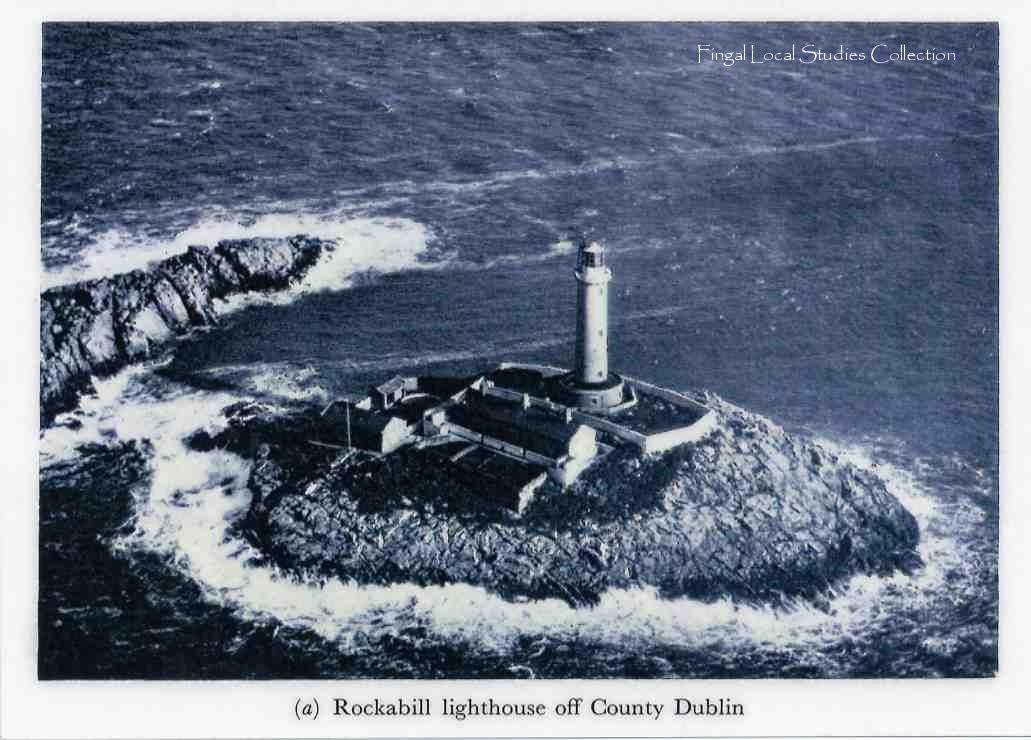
[40,236,329,425]
[204,395,921,608]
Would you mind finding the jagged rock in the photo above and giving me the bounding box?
[40,236,329,425]
[208,395,921,609]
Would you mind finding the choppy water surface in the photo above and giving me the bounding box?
[40,23,997,678]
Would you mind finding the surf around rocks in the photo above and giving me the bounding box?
[40,236,329,425]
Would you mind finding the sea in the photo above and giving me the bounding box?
[39,22,998,679]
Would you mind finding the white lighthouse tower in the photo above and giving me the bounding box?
[574,241,612,384]
[557,239,625,410]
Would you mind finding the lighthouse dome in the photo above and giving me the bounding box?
[579,240,606,268]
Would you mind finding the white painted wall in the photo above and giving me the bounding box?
[574,264,612,384]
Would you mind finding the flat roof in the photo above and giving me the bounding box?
[486,367,550,397]
[449,391,585,459]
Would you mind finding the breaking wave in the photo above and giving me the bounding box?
[40,366,995,675]
[212,216,446,313]
[42,213,441,292]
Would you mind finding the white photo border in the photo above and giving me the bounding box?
[3,2,1024,738]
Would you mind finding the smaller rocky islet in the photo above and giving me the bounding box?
[40,236,329,425]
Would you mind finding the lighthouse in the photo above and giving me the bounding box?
[556,239,626,411]
[574,241,611,384]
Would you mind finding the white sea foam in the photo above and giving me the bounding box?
[212,216,440,313]
[196,362,332,403]
[42,214,437,294]
[39,362,236,466]
[39,366,988,672]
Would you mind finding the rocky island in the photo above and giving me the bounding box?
[41,233,922,609]
[195,393,920,607]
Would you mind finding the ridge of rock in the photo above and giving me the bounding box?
[40,236,329,425]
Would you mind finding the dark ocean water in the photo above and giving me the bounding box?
[39,23,998,678]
